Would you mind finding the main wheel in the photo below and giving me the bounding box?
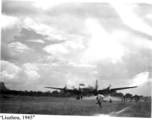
[80,96,83,99]
[76,96,80,100]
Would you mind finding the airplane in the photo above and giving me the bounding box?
[45,80,137,100]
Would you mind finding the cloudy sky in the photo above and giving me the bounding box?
[1,0,152,96]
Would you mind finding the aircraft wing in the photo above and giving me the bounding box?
[97,86,138,93]
[45,86,75,93]
[110,86,138,91]
[45,87,65,90]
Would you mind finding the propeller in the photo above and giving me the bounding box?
[78,86,82,93]
[71,85,78,94]
[93,79,98,95]
[107,84,112,93]
[108,84,112,89]
[72,85,77,90]
[72,85,76,89]
[90,80,98,95]
[63,85,68,92]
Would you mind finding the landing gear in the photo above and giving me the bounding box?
[76,95,83,100]
[80,95,83,99]
[76,96,80,100]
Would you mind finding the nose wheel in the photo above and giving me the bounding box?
[76,95,83,100]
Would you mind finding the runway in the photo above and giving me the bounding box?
[0,95,151,117]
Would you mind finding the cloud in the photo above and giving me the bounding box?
[45,2,122,36]
[21,63,40,83]
[22,63,39,71]
[1,14,22,44]
[125,71,152,96]
[1,23,21,43]
[24,70,40,82]
[15,28,46,42]
[146,13,152,20]
[2,1,88,42]
[1,60,21,75]
[131,71,151,86]
[23,17,71,41]
[0,60,21,81]
[0,61,41,90]
[43,40,85,55]
[1,14,19,29]
[8,42,29,53]
[64,41,85,50]
[35,62,97,89]
[95,48,151,86]
[0,71,16,80]
[1,1,151,95]
[43,44,69,54]
[28,39,45,43]
[112,3,152,37]
[46,3,118,19]
[2,0,42,16]
[32,0,63,10]
[1,43,18,61]
[1,41,40,63]
[82,18,124,64]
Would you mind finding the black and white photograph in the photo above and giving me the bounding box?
[0,0,152,119]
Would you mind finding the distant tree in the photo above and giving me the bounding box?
[52,90,59,96]
[111,92,124,97]
[125,93,132,98]
[133,94,143,102]
[43,91,52,97]
[0,82,8,91]
[52,90,59,94]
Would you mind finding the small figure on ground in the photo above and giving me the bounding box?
[96,98,102,108]
[96,94,105,108]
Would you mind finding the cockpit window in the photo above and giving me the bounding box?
[79,83,86,86]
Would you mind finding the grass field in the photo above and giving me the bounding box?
[0,95,151,118]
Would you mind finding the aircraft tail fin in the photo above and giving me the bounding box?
[95,80,98,90]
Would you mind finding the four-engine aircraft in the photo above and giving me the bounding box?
[45,80,137,100]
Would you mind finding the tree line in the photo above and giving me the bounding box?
[0,89,128,98]
[0,89,73,97]
[0,82,144,98]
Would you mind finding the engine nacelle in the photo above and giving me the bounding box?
[63,87,67,92]
[94,92,98,96]
[110,89,116,93]
[73,88,79,94]
[93,89,98,96]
